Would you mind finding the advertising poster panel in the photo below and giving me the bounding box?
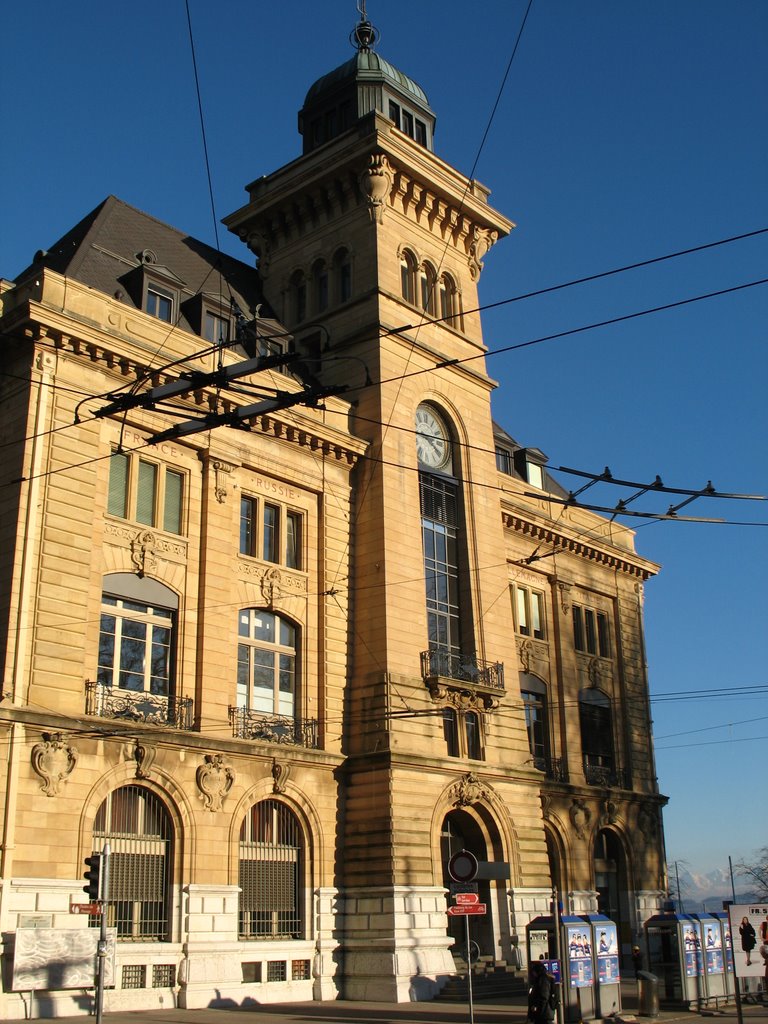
[596,923,620,983]
[682,920,704,977]
[567,925,594,988]
[727,903,768,978]
[703,919,723,975]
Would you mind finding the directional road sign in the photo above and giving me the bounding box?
[70,902,102,915]
[447,903,487,916]
[455,892,480,906]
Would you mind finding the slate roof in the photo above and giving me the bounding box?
[14,195,278,340]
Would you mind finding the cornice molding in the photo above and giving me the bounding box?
[502,510,658,581]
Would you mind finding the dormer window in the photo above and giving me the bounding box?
[146,284,174,323]
[513,447,548,489]
[204,310,230,345]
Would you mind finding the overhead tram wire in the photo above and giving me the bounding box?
[2,223,765,451]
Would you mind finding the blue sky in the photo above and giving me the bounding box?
[3,1,766,880]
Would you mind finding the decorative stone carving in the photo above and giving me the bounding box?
[569,798,592,840]
[261,567,283,607]
[31,733,77,797]
[450,772,490,808]
[272,759,290,794]
[426,682,497,713]
[468,226,498,280]
[517,638,533,673]
[245,230,272,275]
[587,658,601,686]
[133,739,156,779]
[556,581,572,613]
[212,461,234,504]
[359,154,393,224]
[196,754,235,812]
[541,792,553,820]
[637,803,658,841]
[602,797,619,826]
[130,529,157,577]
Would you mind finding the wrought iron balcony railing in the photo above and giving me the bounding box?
[420,649,505,692]
[533,755,569,783]
[229,707,320,749]
[85,681,194,730]
[583,760,630,789]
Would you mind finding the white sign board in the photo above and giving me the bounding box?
[727,903,768,978]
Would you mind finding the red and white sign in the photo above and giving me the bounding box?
[447,903,487,916]
[69,902,102,915]
[455,892,480,906]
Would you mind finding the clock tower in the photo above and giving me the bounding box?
[225,9,551,1000]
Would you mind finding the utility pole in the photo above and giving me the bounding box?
[95,842,110,1024]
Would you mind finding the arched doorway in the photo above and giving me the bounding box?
[440,808,506,960]
[594,829,632,954]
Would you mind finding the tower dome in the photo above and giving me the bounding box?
[298,10,436,154]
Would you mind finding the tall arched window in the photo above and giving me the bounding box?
[311,259,328,313]
[91,786,172,940]
[439,273,459,328]
[579,689,615,785]
[237,609,297,718]
[419,262,437,314]
[333,247,351,303]
[239,799,304,939]
[400,250,417,305]
[290,270,306,324]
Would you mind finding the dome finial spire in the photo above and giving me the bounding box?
[351,1,379,52]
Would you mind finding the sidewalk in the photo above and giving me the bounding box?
[3,980,766,1024]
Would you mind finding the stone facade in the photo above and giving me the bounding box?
[0,16,667,1017]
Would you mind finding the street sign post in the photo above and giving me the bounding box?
[447,903,487,916]
[455,892,480,906]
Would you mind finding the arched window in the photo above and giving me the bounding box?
[239,799,304,940]
[439,273,459,328]
[419,262,437,314]
[400,250,417,305]
[91,785,172,940]
[290,270,306,324]
[98,574,178,697]
[333,247,351,303]
[579,689,615,784]
[311,259,328,313]
[237,609,297,718]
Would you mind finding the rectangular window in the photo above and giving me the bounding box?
[108,452,129,518]
[402,110,414,137]
[240,497,258,557]
[495,446,514,475]
[163,470,183,534]
[263,504,279,563]
[388,100,401,129]
[465,712,482,760]
[204,311,229,344]
[573,604,611,657]
[107,451,184,535]
[286,511,301,569]
[267,961,287,982]
[242,962,262,983]
[415,119,427,146]
[292,959,311,981]
[443,708,459,757]
[512,585,545,640]
[146,286,173,323]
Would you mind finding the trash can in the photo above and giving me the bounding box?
[637,971,659,1017]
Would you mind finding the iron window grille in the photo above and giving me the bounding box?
[239,800,303,940]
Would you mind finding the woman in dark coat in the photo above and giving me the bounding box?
[739,916,756,966]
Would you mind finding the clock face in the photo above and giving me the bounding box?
[415,405,450,469]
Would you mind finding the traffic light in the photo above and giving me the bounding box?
[83,853,102,900]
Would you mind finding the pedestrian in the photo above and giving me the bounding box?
[528,960,556,1024]
[739,916,756,966]
[632,945,643,978]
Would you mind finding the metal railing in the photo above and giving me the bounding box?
[583,760,630,789]
[533,755,569,783]
[229,708,319,748]
[420,649,505,691]
[85,681,193,730]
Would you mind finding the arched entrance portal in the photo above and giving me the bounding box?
[594,829,632,953]
[440,808,507,960]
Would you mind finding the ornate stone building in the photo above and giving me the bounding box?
[0,12,667,1016]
